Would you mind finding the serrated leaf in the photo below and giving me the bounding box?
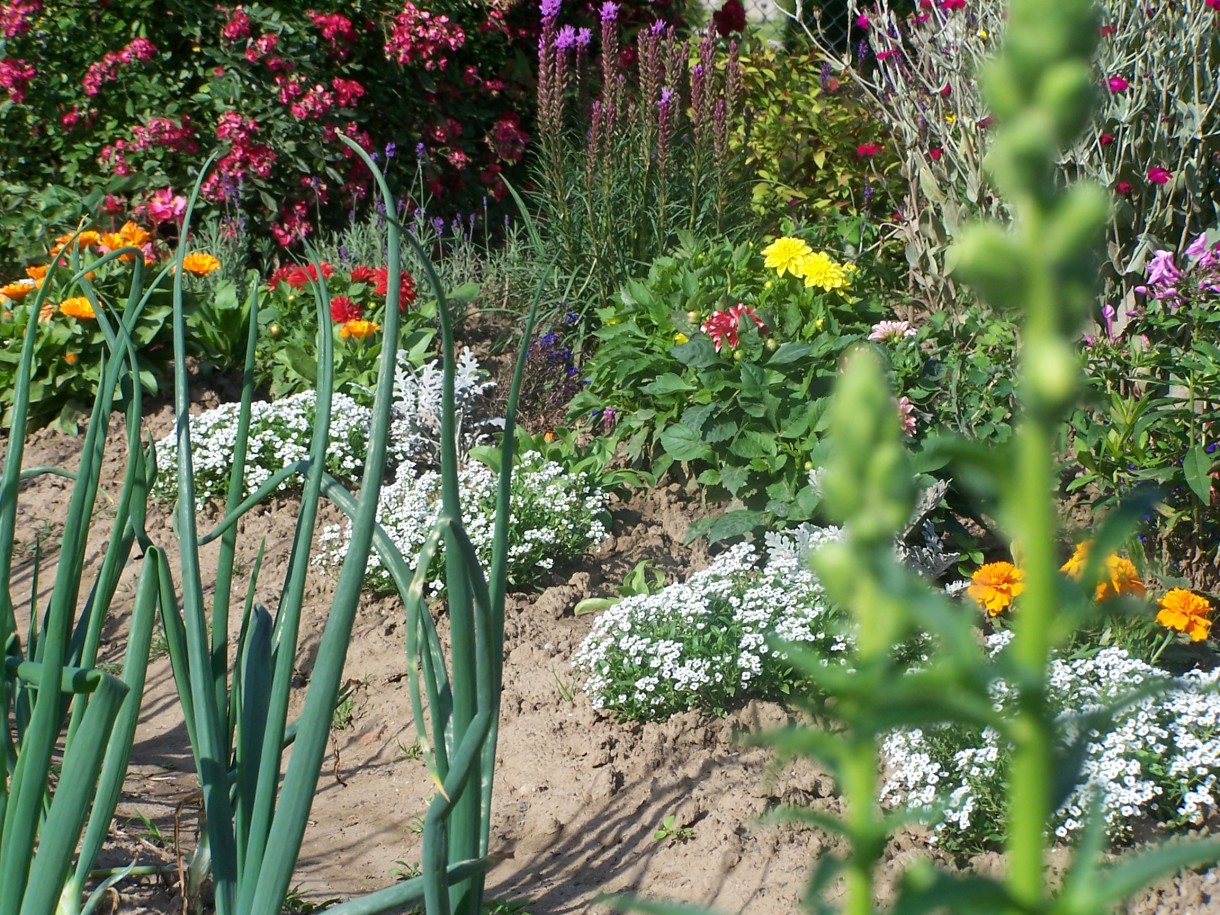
[660,424,711,462]
[706,509,765,543]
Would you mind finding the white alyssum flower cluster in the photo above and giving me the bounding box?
[573,525,849,721]
[316,450,607,594]
[152,390,378,511]
[153,348,495,509]
[881,633,1220,851]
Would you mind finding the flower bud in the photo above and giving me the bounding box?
[268,322,284,339]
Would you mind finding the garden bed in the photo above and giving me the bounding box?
[10,391,1220,914]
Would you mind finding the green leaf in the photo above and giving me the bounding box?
[705,509,766,543]
[643,373,695,396]
[767,342,814,366]
[1182,444,1212,505]
[719,463,749,496]
[671,337,719,368]
[660,424,711,462]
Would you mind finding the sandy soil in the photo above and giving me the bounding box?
[8,391,1220,914]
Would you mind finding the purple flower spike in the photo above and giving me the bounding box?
[600,1,618,22]
[576,26,592,46]
[556,24,578,48]
[541,0,561,22]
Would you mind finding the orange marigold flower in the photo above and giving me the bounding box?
[64,352,78,365]
[968,561,1025,616]
[119,222,151,246]
[38,302,55,323]
[99,232,127,251]
[339,319,380,340]
[182,252,221,276]
[1,279,36,300]
[76,230,100,248]
[26,265,48,281]
[1095,554,1145,602]
[1156,589,1213,642]
[59,297,96,320]
[1060,540,1091,578]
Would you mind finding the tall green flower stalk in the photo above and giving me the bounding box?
[0,235,160,915]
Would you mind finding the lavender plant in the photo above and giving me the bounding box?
[533,5,751,319]
[794,0,1219,311]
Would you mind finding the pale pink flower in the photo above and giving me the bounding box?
[868,320,915,343]
[896,396,917,437]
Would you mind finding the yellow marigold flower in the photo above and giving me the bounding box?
[797,251,852,291]
[1156,589,1213,642]
[38,302,55,323]
[26,265,48,281]
[58,297,96,320]
[1095,555,1145,602]
[99,232,127,251]
[674,332,689,344]
[76,230,100,248]
[762,236,814,278]
[340,319,380,340]
[967,561,1025,616]
[1,279,37,300]
[182,252,221,276]
[119,222,151,246]
[1060,540,1091,578]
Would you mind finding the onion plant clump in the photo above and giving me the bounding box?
[317,450,608,593]
[574,527,848,720]
[882,633,1220,855]
[0,234,161,914]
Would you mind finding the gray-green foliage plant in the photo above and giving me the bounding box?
[0,237,159,914]
[619,0,1220,909]
[796,0,1218,312]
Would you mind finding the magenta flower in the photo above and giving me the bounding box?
[1098,133,1115,146]
[1115,181,1133,196]
[1147,166,1172,185]
[1146,250,1180,287]
[146,187,186,224]
[856,142,884,157]
[1186,233,1218,269]
[856,12,870,28]
[1106,75,1129,93]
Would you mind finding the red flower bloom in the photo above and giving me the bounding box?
[329,295,362,323]
[856,142,884,157]
[1115,180,1133,196]
[350,265,378,284]
[372,267,418,311]
[930,147,943,161]
[712,0,746,36]
[1099,133,1115,146]
[1147,166,1172,184]
[1106,75,1129,93]
[1099,24,1117,35]
[700,304,766,352]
